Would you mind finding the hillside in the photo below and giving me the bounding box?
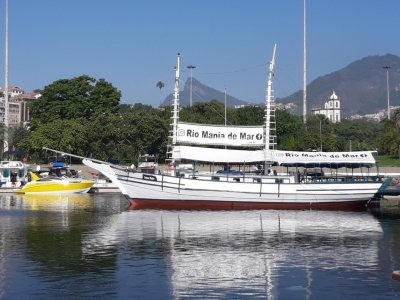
[161,54,400,118]
[161,78,251,108]
[277,54,400,118]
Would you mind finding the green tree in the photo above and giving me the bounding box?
[376,117,400,155]
[9,123,30,151]
[18,118,92,158]
[28,75,121,130]
[275,110,302,150]
[334,119,380,151]
[119,103,153,114]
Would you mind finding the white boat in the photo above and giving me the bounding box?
[81,47,390,210]
[86,169,119,193]
[0,160,30,190]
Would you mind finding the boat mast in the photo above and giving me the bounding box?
[3,0,9,153]
[265,44,277,151]
[166,53,180,163]
[225,87,227,149]
[172,53,180,144]
[303,0,307,124]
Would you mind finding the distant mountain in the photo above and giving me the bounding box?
[161,54,400,118]
[162,77,251,108]
[276,54,400,118]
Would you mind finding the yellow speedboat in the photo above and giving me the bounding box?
[14,172,94,194]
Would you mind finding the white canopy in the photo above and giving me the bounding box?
[172,146,377,165]
[172,146,267,163]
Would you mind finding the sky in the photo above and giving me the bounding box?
[0,0,399,107]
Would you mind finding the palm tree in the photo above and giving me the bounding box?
[156,81,165,107]
[0,123,6,155]
[8,123,29,151]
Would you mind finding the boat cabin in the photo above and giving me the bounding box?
[138,154,159,174]
[40,165,80,178]
[0,160,31,187]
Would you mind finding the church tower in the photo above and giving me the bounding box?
[311,91,341,123]
[325,91,340,123]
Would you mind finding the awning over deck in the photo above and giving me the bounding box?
[172,146,377,166]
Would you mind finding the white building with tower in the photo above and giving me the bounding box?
[311,91,341,123]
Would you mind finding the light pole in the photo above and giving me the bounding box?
[187,65,196,106]
[383,65,391,119]
[319,120,322,152]
[4,0,9,152]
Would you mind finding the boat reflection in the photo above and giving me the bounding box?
[83,209,382,298]
[20,193,94,211]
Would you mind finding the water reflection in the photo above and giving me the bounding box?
[86,209,383,299]
[1,194,400,299]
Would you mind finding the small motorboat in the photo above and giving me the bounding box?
[14,171,94,194]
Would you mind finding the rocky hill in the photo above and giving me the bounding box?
[162,78,251,108]
[162,54,400,118]
[277,54,400,118]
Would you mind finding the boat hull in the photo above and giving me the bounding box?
[128,199,370,210]
[14,180,94,194]
[119,173,382,210]
[80,159,384,211]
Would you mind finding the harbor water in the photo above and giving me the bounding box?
[1,193,400,299]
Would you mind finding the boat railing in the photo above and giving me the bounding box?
[300,174,384,183]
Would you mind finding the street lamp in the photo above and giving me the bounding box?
[383,65,391,119]
[187,65,196,106]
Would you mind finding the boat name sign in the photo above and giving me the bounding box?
[274,150,375,164]
[177,123,264,146]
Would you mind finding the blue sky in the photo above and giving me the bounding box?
[0,0,399,107]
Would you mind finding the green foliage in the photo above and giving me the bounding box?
[334,119,381,151]
[275,110,302,150]
[376,118,400,155]
[19,110,169,164]
[180,100,226,124]
[10,124,30,151]
[0,123,30,154]
[18,118,91,154]
[17,72,400,162]
[28,75,121,130]
[378,156,400,167]
[119,103,153,114]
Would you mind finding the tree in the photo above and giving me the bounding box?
[18,118,92,158]
[119,103,153,114]
[376,116,400,155]
[275,110,303,150]
[28,75,121,130]
[9,123,30,151]
[156,81,165,106]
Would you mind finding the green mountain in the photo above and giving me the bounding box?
[162,77,252,108]
[162,54,400,118]
[276,54,400,118]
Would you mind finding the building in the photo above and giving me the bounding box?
[0,86,25,98]
[9,92,40,124]
[0,86,40,126]
[311,91,341,123]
